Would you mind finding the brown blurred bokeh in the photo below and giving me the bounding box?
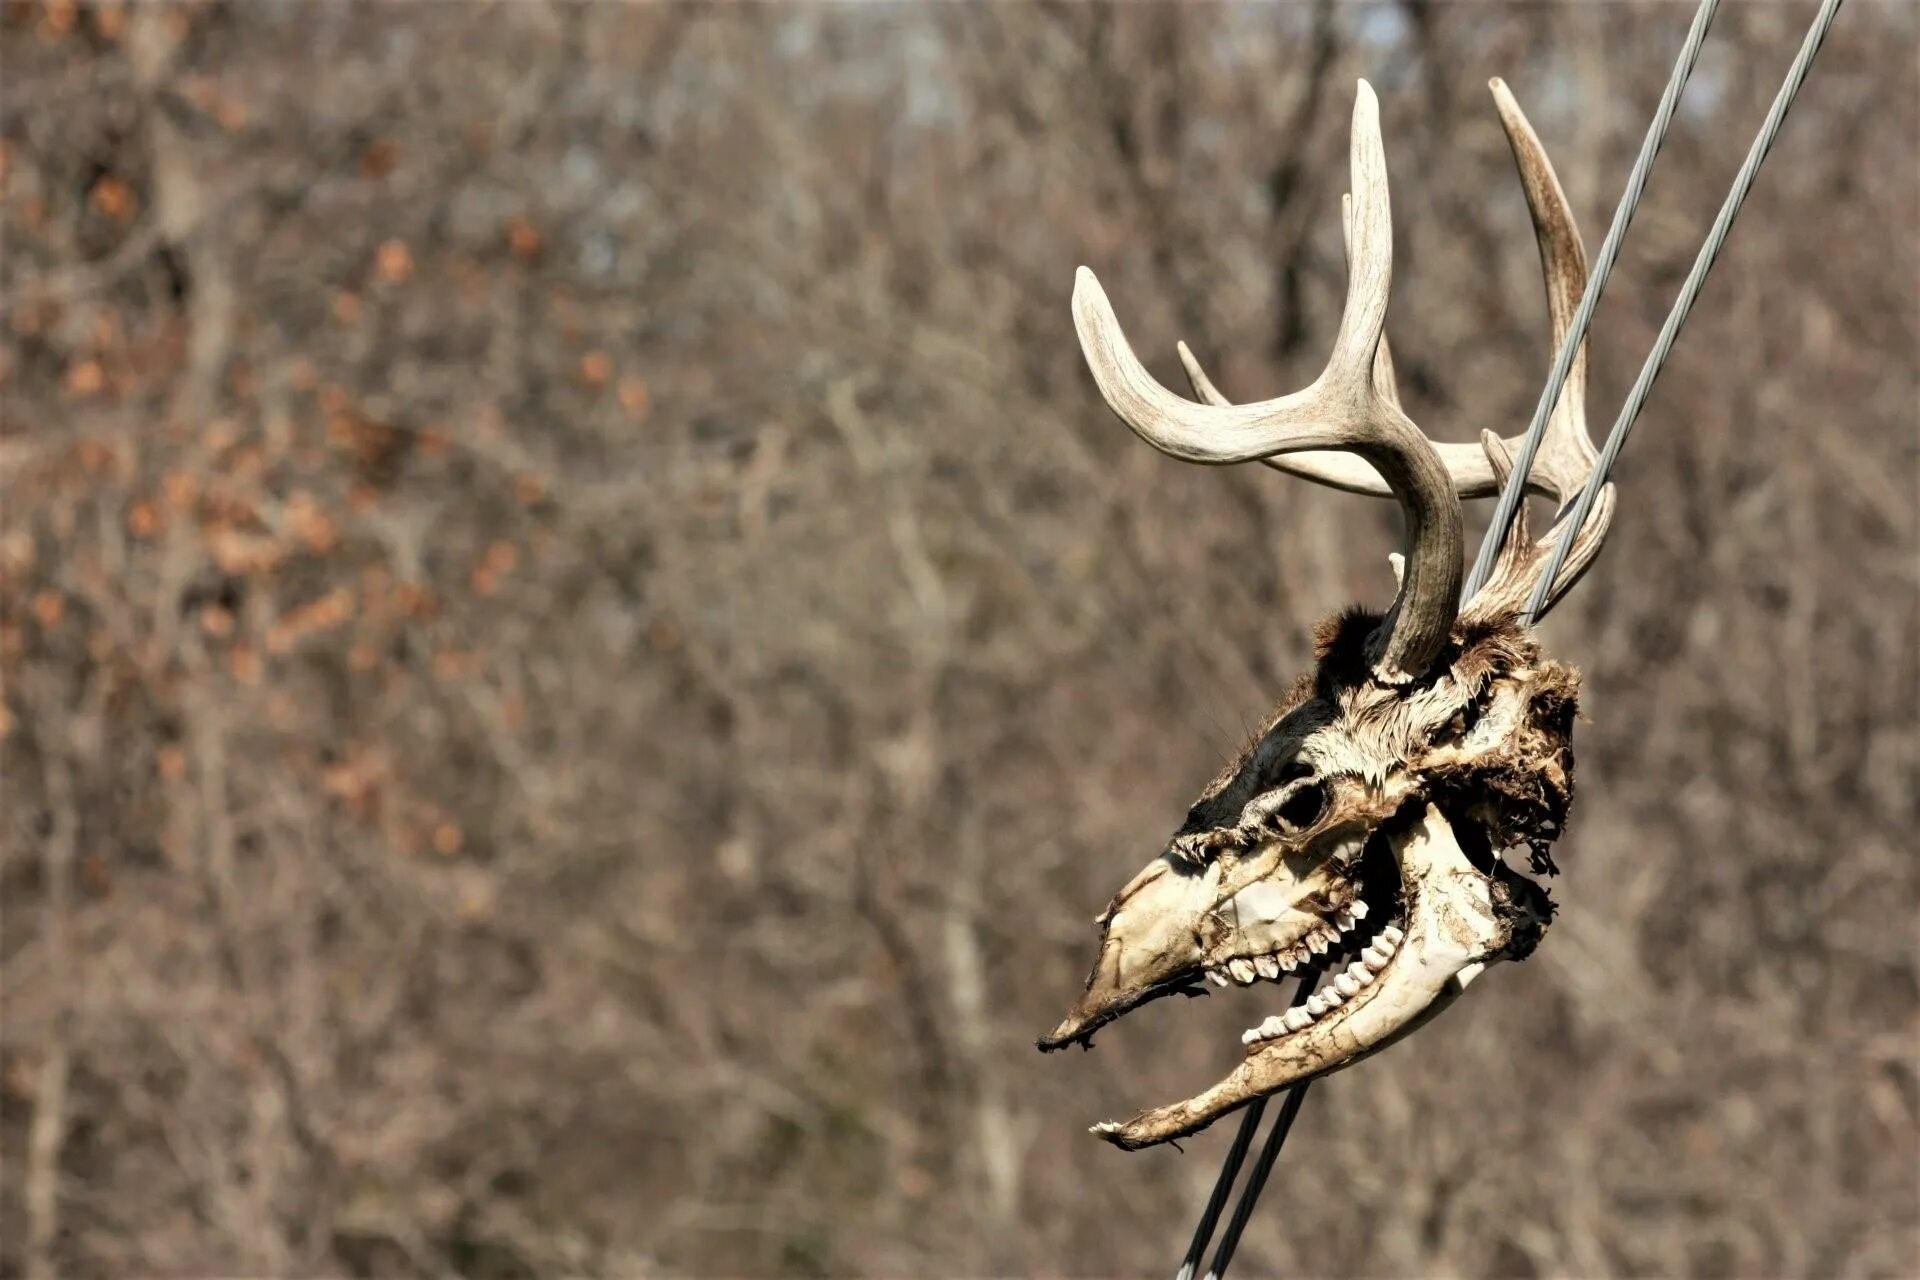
[2,2,1915,1276]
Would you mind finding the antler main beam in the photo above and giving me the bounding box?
[1073,81,1463,683]
[1166,79,1616,623]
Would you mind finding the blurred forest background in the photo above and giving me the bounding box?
[1,2,1915,1276]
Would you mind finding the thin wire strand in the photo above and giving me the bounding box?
[1464,0,1721,598]
[1174,1099,1264,1280]
[1175,972,1320,1280]
[1168,0,1845,1270]
[1525,0,1847,623]
[1201,1030,1317,1280]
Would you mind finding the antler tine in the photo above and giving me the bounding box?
[1075,81,1463,682]
[1184,84,1605,507]
[1179,194,1402,412]
[1465,78,1615,621]
[1173,81,1614,622]
[1487,78,1599,510]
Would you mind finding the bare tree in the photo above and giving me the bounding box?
[0,3,1913,1275]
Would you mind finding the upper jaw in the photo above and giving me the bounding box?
[1036,853,1217,1052]
[1037,825,1364,1052]
[1085,803,1542,1150]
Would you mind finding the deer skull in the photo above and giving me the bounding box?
[1041,80,1615,1150]
[1039,609,1576,1148]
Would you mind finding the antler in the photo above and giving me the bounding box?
[1175,79,1614,622]
[1073,81,1462,683]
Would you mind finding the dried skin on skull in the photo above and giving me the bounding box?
[1044,78,1612,1148]
[1039,614,1577,1150]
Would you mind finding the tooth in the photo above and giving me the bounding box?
[1306,932,1329,955]
[1349,899,1370,920]
[1334,971,1361,997]
[1278,950,1298,972]
[1255,955,1280,980]
[1283,1007,1312,1032]
[1242,1026,1262,1046]
[1347,960,1373,986]
[1382,924,1404,946]
[1260,1014,1286,1038]
[1229,958,1256,984]
[1362,945,1390,970]
[1208,969,1232,988]
[1290,943,1312,967]
[1319,986,1344,1008]
[1336,909,1356,933]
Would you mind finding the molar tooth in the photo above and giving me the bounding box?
[1229,958,1257,984]
[1208,968,1232,988]
[1334,971,1361,997]
[1283,1007,1312,1032]
[1336,909,1356,933]
[1319,986,1344,1008]
[1306,932,1329,956]
[1362,945,1390,970]
[1347,961,1373,987]
[1381,924,1404,946]
[1255,955,1281,980]
[1242,1026,1262,1046]
[1349,899,1370,920]
[1277,950,1298,973]
[1305,993,1329,1017]
[1259,1014,1287,1039]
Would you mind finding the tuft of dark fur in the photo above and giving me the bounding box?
[1427,658,1582,878]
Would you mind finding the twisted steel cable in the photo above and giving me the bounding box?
[1175,1,1848,1272]
[1465,0,1722,599]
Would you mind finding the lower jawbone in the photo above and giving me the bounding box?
[1038,803,1549,1150]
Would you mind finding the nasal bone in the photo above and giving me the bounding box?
[1107,854,1173,911]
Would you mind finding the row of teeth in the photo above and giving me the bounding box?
[1241,925,1404,1046]
[1203,899,1370,988]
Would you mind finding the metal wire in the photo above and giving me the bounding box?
[1173,1100,1264,1280]
[1173,972,1319,1280]
[1171,1,1848,1268]
[1464,0,1721,599]
[1525,0,1847,623]
[1200,1026,1316,1280]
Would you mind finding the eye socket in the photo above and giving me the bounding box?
[1273,759,1314,787]
[1276,780,1327,831]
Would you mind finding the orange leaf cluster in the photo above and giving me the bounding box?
[89,174,137,222]
[321,745,389,819]
[375,239,414,284]
[618,376,651,422]
[284,490,339,554]
[266,587,354,655]
[506,216,543,262]
[470,540,519,596]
